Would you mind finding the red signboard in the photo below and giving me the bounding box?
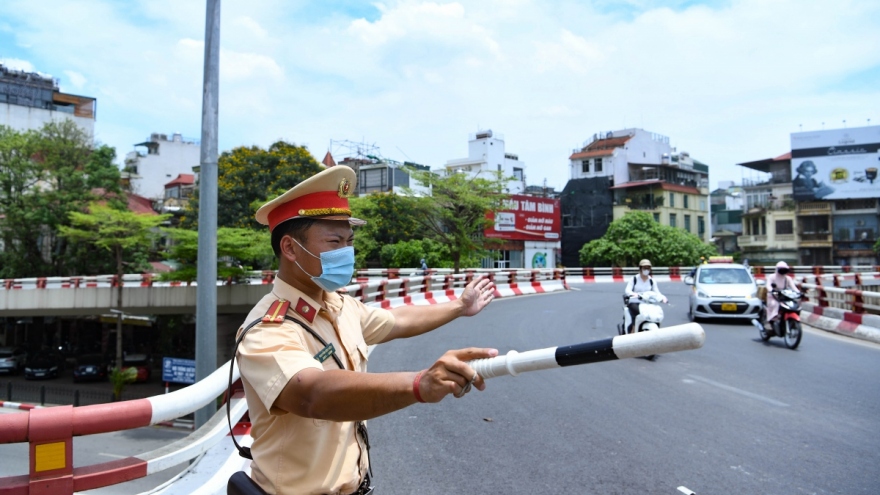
[485,194,561,241]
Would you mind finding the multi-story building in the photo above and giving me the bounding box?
[0,64,96,135]
[444,130,526,194]
[737,153,798,265]
[124,133,200,202]
[561,128,710,266]
[791,125,880,266]
[710,181,743,255]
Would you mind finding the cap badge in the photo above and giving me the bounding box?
[338,178,353,198]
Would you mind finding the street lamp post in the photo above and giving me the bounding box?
[195,0,221,428]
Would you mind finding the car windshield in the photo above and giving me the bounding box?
[698,268,752,284]
[0,351,13,358]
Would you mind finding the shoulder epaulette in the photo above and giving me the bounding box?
[262,299,291,324]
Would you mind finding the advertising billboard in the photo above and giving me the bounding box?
[791,125,880,201]
[485,194,561,241]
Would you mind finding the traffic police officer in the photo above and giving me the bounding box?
[235,165,497,494]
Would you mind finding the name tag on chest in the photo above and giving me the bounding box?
[314,343,336,363]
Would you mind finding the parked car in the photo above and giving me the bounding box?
[0,347,28,375]
[122,354,153,383]
[684,261,763,321]
[73,354,109,382]
[24,350,65,380]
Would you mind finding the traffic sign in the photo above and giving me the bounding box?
[162,357,196,384]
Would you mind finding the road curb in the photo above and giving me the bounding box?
[801,307,880,345]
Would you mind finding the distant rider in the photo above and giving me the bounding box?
[766,261,796,331]
[624,259,668,332]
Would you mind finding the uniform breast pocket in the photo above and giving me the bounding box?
[353,342,369,372]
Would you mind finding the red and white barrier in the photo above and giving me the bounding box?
[0,400,42,411]
[801,303,880,344]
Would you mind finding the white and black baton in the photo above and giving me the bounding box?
[467,323,705,380]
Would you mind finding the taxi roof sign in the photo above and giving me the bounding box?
[708,256,734,263]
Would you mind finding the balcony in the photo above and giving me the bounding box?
[798,232,833,248]
[796,202,831,215]
[738,235,767,247]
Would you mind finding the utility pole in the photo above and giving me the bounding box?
[195,0,220,428]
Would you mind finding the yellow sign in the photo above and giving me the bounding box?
[721,303,737,312]
[35,441,66,472]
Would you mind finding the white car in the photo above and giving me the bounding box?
[684,263,763,321]
[0,347,28,374]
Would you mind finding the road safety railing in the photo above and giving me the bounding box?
[5,266,880,291]
[0,360,246,494]
[798,282,880,314]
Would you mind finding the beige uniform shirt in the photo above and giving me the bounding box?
[237,277,395,495]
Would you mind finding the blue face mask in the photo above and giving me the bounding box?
[293,239,355,292]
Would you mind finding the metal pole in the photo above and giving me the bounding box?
[195,0,220,428]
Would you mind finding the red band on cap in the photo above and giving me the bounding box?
[268,191,351,231]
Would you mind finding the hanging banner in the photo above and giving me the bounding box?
[791,125,880,201]
[485,194,561,241]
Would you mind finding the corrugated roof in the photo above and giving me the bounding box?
[165,174,194,187]
[569,149,614,160]
[610,180,701,195]
[569,135,632,160]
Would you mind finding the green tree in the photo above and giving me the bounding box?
[0,121,123,278]
[579,211,716,267]
[161,227,274,282]
[183,141,324,230]
[404,168,510,272]
[59,202,170,375]
[379,238,483,270]
[349,192,423,267]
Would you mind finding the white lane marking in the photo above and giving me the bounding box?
[686,374,790,407]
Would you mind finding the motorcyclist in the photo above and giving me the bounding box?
[624,259,668,332]
[765,261,796,332]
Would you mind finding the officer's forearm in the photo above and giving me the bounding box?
[275,368,419,421]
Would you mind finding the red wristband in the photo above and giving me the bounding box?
[412,371,426,403]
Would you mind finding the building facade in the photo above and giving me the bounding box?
[0,64,96,135]
[124,133,201,202]
[444,130,526,194]
[561,128,711,266]
[736,153,798,265]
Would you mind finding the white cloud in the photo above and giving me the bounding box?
[0,58,36,72]
[0,0,877,191]
[62,70,87,90]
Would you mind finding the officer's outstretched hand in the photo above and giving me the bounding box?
[459,276,496,317]
[417,347,498,403]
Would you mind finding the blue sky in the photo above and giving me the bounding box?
[1,0,878,191]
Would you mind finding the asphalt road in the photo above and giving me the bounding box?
[367,281,880,495]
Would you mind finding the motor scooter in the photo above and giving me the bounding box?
[617,290,665,360]
[751,283,803,350]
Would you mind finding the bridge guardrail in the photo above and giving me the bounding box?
[0,273,569,494]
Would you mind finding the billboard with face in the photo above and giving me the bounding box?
[790,125,880,201]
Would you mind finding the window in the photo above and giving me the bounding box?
[776,220,793,235]
[698,216,705,236]
[684,195,689,209]
[685,214,691,232]
[669,193,675,208]
[700,199,706,211]
[669,213,677,228]
[595,158,603,172]
[653,213,660,222]
[581,160,589,173]
[513,167,524,181]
